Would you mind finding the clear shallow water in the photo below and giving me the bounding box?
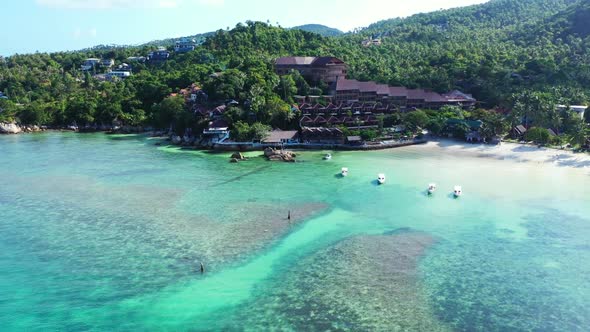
[1,132,589,331]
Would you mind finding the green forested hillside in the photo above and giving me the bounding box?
[290,24,344,37]
[0,0,588,144]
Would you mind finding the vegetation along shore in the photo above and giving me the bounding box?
[1,0,589,153]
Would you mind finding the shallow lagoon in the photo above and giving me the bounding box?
[1,132,589,331]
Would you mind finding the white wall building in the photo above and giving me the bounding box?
[558,105,588,120]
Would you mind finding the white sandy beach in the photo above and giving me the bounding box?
[419,139,590,170]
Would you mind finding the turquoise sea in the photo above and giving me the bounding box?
[1,132,589,331]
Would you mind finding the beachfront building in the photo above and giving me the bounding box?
[275,57,347,84]
[557,105,588,121]
[81,58,101,71]
[174,38,196,53]
[346,136,364,145]
[335,78,476,110]
[301,127,345,144]
[202,120,230,143]
[300,114,378,129]
[147,47,170,63]
[262,130,300,144]
[512,125,528,139]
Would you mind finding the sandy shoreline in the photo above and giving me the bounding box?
[416,139,590,169]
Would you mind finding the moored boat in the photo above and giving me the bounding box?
[341,167,349,177]
[428,183,437,194]
[378,173,386,184]
[453,186,462,197]
[323,153,332,160]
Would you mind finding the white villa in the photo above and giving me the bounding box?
[558,105,588,120]
[105,71,131,80]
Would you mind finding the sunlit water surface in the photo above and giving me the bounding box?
[1,132,589,331]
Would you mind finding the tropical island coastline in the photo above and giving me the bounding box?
[2,0,589,155]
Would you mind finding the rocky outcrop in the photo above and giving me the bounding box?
[0,123,22,134]
[231,152,245,160]
[171,135,182,145]
[109,125,146,134]
[21,125,42,133]
[229,152,248,163]
[264,147,296,162]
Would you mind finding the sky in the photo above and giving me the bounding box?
[1,0,489,56]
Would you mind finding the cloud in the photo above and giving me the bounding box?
[37,0,223,9]
[73,27,82,39]
[199,0,224,5]
[73,27,98,39]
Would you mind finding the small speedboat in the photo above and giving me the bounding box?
[428,183,437,195]
[378,173,386,184]
[453,186,462,197]
[323,153,332,160]
[341,167,349,177]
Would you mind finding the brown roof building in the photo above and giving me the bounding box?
[301,127,345,144]
[262,130,300,144]
[275,57,347,84]
[335,78,476,110]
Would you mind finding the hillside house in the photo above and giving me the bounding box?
[100,59,115,68]
[174,38,196,53]
[105,70,131,80]
[148,48,170,63]
[81,58,100,71]
[127,56,146,62]
[362,38,382,47]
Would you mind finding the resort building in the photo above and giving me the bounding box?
[557,105,587,121]
[174,38,196,53]
[301,127,345,144]
[335,78,476,110]
[262,130,300,144]
[299,113,379,129]
[275,57,347,84]
[147,47,170,63]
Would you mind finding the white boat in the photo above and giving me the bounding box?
[378,174,386,184]
[428,183,437,194]
[341,167,349,177]
[453,186,462,197]
[323,153,332,160]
